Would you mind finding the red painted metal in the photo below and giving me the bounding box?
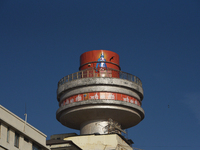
[80,50,120,71]
[60,92,141,107]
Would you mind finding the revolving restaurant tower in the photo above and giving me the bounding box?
[56,50,144,135]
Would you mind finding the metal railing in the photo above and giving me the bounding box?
[58,67,142,87]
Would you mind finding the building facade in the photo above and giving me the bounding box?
[0,105,49,150]
[47,133,133,150]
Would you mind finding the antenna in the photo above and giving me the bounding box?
[24,103,27,132]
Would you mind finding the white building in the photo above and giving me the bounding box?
[47,133,134,150]
[0,105,49,150]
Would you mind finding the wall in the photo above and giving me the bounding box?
[0,105,49,150]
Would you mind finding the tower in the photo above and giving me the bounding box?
[56,50,144,135]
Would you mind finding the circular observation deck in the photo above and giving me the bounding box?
[56,68,145,134]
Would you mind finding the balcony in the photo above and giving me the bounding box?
[58,67,142,88]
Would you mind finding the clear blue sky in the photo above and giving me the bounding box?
[1,1,200,149]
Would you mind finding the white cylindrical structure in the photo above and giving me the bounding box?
[56,50,145,135]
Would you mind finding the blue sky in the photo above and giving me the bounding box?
[1,0,200,149]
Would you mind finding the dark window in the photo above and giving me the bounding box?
[14,132,20,148]
[7,127,10,142]
[32,143,40,150]
[0,122,1,139]
[24,136,29,142]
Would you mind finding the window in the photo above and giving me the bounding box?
[14,132,20,148]
[24,136,29,143]
[32,143,40,150]
[0,122,1,139]
[7,127,10,142]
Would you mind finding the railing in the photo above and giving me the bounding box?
[58,67,142,87]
